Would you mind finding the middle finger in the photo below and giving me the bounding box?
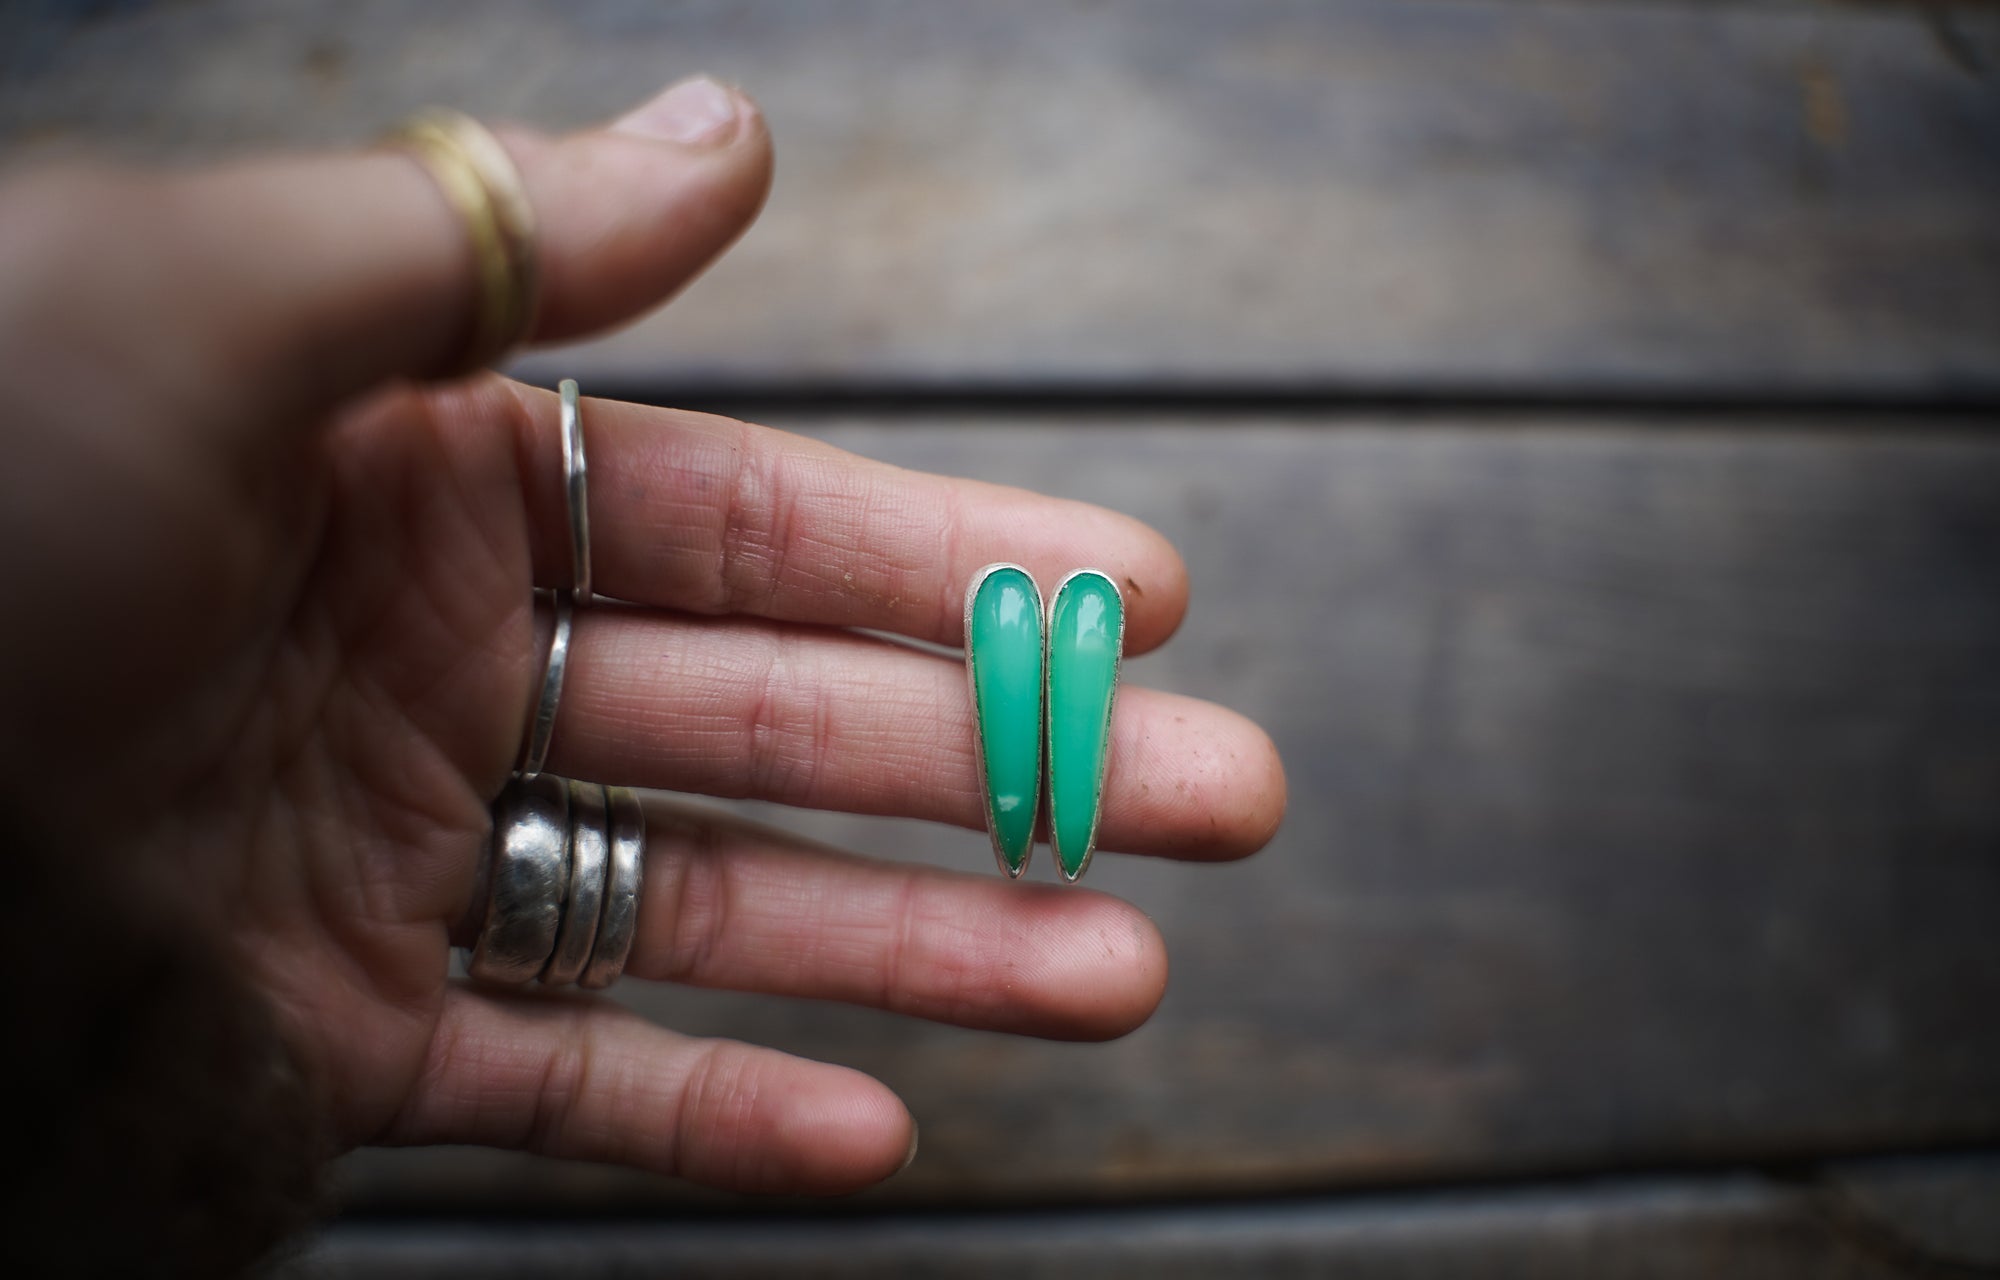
[623,797,1169,1039]
[540,605,1285,864]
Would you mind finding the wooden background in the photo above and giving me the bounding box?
[3,1,1997,1275]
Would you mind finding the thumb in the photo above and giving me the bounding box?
[0,76,771,429]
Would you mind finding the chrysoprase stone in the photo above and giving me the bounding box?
[1047,570,1123,881]
[968,566,1044,875]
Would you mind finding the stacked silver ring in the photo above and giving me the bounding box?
[464,379,646,989]
[468,774,645,988]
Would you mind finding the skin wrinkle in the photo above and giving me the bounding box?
[318,658,470,926]
[242,928,363,1133]
[581,1034,651,1170]
[412,400,532,672]
[321,673,494,868]
[804,646,840,802]
[393,995,609,1158]
[718,1049,773,1190]
[659,815,733,984]
[745,639,810,803]
[758,435,810,611]
[449,1007,536,1142]
[524,1004,591,1156]
[717,428,773,615]
[777,869,867,988]
[673,1041,735,1184]
[336,485,503,737]
[934,477,972,646]
[771,865,904,1000]
[316,422,423,663]
[134,544,329,903]
[380,984,466,1146]
[642,423,741,599]
[891,877,985,1023]
[181,712,366,1015]
[454,1007,544,1142]
[820,463,928,613]
[273,812,425,1122]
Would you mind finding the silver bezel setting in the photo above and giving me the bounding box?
[964,562,1044,880]
[1046,568,1124,884]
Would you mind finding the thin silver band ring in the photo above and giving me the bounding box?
[539,779,609,986]
[559,377,593,605]
[516,591,572,779]
[581,785,646,990]
[467,773,571,985]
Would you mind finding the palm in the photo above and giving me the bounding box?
[139,379,530,1147]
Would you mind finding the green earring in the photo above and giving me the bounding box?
[966,564,1044,878]
[1046,569,1124,883]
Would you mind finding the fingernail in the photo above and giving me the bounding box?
[613,76,741,147]
[899,1126,920,1173]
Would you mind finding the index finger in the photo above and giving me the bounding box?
[446,379,1191,652]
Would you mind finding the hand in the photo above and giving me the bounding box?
[0,78,1284,1198]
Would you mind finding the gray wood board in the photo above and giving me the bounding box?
[332,415,2000,1209]
[2,1,1996,398]
[277,1156,2000,1279]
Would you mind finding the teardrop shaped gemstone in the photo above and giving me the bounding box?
[966,565,1044,876]
[1047,570,1123,881]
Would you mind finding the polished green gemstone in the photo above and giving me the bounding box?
[967,566,1044,876]
[1047,570,1123,881]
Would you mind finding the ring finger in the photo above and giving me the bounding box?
[407,797,1165,1189]
[444,797,1167,1038]
[628,797,1165,1038]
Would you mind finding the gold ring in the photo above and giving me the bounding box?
[387,108,539,372]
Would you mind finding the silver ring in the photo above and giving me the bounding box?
[559,377,593,605]
[467,773,571,985]
[539,779,609,986]
[515,590,572,779]
[580,785,645,990]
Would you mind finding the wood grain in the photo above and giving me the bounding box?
[282,1156,2000,1278]
[332,415,2000,1209]
[1,0,1995,397]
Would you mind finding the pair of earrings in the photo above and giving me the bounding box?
[965,564,1125,883]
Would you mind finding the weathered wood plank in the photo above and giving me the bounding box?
[330,416,2000,1209]
[2,0,1996,396]
[276,1156,2000,1278]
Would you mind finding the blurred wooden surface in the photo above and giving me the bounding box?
[1,0,1997,398]
[5,1,1998,1275]
[279,1156,2000,1279]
